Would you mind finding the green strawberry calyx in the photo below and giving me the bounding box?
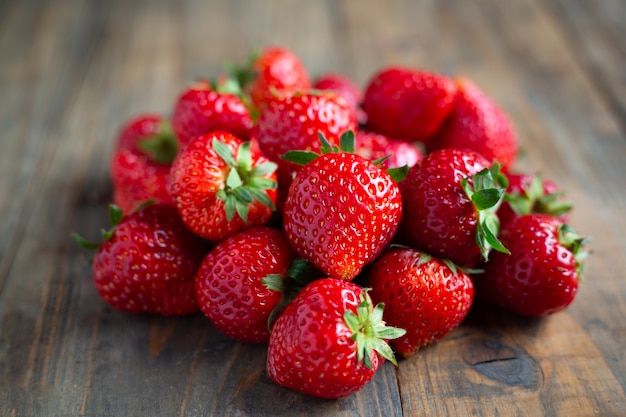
[137,120,179,165]
[558,224,591,278]
[505,173,573,217]
[212,138,278,223]
[344,289,406,369]
[461,162,510,261]
[72,204,126,251]
[282,130,409,182]
[262,258,318,329]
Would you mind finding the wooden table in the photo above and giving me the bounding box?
[1,0,625,415]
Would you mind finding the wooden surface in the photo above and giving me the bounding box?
[1,0,625,416]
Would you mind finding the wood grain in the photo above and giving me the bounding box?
[1,0,625,416]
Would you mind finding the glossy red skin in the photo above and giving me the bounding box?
[172,80,253,147]
[91,204,207,316]
[267,278,382,399]
[252,92,358,207]
[426,77,518,169]
[362,67,458,143]
[195,227,294,343]
[169,132,277,242]
[247,47,311,109]
[283,152,402,281]
[368,248,474,357]
[475,214,580,317]
[399,148,490,267]
[110,114,175,213]
[313,73,366,124]
[355,131,423,169]
[498,172,568,227]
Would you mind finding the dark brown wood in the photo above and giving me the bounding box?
[1,0,625,416]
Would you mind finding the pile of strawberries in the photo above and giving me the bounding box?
[75,46,589,399]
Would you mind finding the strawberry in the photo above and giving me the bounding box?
[361,67,458,143]
[232,46,311,110]
[194,227,297,343]
[355,130,423,169]
[252,91,358,207]
[368,247,474,357]
[313,72,366,124]
[171,78,254,147]
[398,148,509,267]
[499,172,572,227]
[474,214,589,317]
[282,133,404,281]
[266,278,405,399]
[169,131,278,242]
[110,114,178,213]
[426,77,518,169]
[73,204,207,316]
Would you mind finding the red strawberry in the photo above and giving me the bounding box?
[398,148,509,267]
[171,78,254,147]
[110,114,178,213]
[169,131,277,242]
[475,214,589,317]
[426,77,518,169]
[233,46,311,110]
[252,91,358,207]
[266,278,405,399]
[194,227,296,343]
[313,72,366,124]
[355,130,423,169]
[499,172,572,227]
[361,67,457,143]
[368,247,474,357]
[282,134,404,280]
[73,204,207,316]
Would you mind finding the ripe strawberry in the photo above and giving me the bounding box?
[252,91,358,207]
[233,46,311,110]
[355,130,422,169]
[426,77,518,169]
[313,72,366,124]
[171,78,254,147]
[110,114,178,213]
[498,172,572,227]
[368,247,474,357]
[169,131,278,242]
[474,214,589,317]
[73,204,207,316]
[361,67,457,143]
[398,148,509,267]
[194,227,296,343]
[266,278,405,399]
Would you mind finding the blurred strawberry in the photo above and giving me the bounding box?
[426,77,518,169]
[355,131,422,169]
[110,114,177,213]
[362,67,458,143]
[313,72,366,124]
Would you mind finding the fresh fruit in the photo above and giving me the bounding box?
[171,78,254,147]
[233,46,311,110]
[110,114,178,213]
[313,72,366,124]
[266,278,405,399]
[169,131,278,242]
[282,134,404,281]
[398,148,509,267]
[499,172,572,226]
[361,67,458,143]
[426,77,518,169]
[368,247,474,357]
[194,227,296,343]
[355,130,422,169]
[252,91,358,206]
[474,214,589,317]
[73,204,207,316]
